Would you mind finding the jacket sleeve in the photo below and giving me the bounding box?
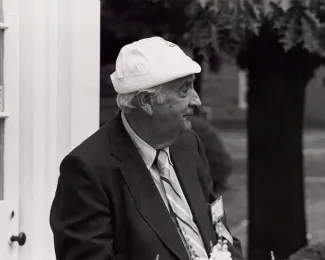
[193,132,245,260]
[49,155,116,260]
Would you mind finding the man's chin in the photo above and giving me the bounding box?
[181,119,192,132]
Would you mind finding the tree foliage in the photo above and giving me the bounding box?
[196,0,325,59]
[100,0,222,68]
[101,0,193,41]
[101,0,325,63]
[100,0,192,64]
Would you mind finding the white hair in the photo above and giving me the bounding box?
[116,84,168,114]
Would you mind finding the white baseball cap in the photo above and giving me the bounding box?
[110,37,201,94]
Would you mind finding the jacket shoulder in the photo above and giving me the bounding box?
[60,121,121,176]
[69,123,111,158]
[177,130,201,153]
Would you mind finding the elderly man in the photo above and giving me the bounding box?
[50,37,244,260]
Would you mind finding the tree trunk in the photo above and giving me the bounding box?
[237,24,321,260]
[247,68,308,260]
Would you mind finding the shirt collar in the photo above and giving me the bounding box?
[121,112,171,169]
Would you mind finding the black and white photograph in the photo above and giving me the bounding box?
[0,1,325,260]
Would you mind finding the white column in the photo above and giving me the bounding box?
[69,0,100,148]
[238,70,248,110]
[18,0,100,259]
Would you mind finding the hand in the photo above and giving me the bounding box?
[210,251,232,260]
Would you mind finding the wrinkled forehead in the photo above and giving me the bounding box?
[168,74,195,89]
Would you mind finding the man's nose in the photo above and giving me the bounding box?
[189,89,202,108]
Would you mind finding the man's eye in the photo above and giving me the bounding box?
[180,84,191,95]
[179,89,188,97]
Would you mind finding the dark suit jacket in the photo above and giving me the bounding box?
[50,113,244,260]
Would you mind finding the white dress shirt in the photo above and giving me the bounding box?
[121,112,193,220]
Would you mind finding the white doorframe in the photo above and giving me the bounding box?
[3,0,20,208]
[0,0,20,258]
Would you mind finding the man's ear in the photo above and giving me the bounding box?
[137,92,154,116]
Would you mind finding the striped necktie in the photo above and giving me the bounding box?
[155,150,208,259]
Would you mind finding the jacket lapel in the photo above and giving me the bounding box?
[170,142,217,253]
[108,114,190,260]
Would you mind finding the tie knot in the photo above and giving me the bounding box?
[155,149,169,172]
